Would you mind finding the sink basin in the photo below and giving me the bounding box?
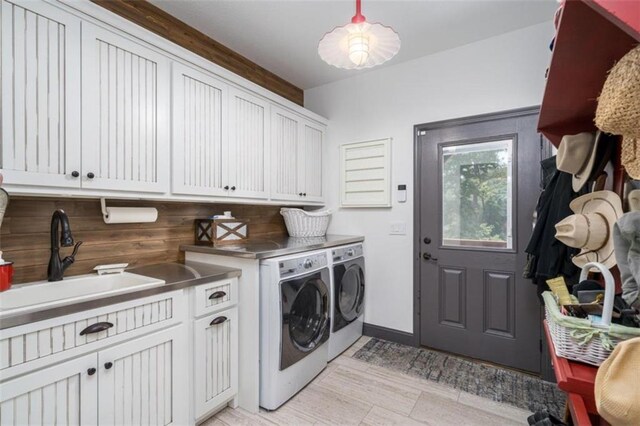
[0,272,165,317]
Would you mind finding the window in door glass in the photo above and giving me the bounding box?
[441,139,513,250]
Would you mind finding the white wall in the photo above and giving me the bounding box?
[305,22,554,334]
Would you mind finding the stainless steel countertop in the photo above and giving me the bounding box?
[180,234,365,259]
[0,261,241,330]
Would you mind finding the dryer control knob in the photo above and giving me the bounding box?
[303,259,313,269]
[347,249,355,257]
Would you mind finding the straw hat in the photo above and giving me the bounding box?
[629,189,640,212]
[555,190,623,269]
[622,137,640,179]
[595,337,640,426]
[556,132,602,192]
[595,45,640,179]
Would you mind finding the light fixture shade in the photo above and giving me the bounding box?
[318,21,401,70]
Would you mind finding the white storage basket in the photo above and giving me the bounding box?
[280,208,332,237]
[543,262,640,366]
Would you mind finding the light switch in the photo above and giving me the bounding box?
[389,221,407,235]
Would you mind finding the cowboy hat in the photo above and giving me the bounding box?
[555,190,623,269]
[556,132,603,192]
[629,189,640,212]
[595,337,640,426]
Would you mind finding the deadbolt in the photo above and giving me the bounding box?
[423,237,431,244]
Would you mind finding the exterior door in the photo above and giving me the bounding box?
[0,353,98,424]
[1,0,82,188]
[171,62,228,197]
[81,22,170,193]
[98,326,186,425]
[417,108,542,373]
[228,87,270,199]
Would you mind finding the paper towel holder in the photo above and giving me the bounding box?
[100,198,158,224]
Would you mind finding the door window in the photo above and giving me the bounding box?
[441,139,514,250]
[288,279,327,350]
[339,265,364,321]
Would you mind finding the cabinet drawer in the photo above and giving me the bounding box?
[193,278,238,317]
[193,307,238,419]
[0,291,185,381]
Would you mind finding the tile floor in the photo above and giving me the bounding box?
[203,337,535,425]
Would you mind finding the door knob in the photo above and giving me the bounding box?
[87,368,97,376]
[423,237,431,244]
[230,186,236,191]
[224,185,229,190]
[423,252,438,261]
[87,172,95,179]
[104,362,113,370]
[71,171,80,178]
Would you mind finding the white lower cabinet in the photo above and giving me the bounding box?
[0,353,98,425]
[193,308,238,418]
[98,326,187,426]
[0,277,239,425]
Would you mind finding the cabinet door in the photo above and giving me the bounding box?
[0,353,97,425]
[300,121,325,203]
[193,308,238,419]
[172,62,228,196]
[227,88,270,199]
[270,106,302,202]
[81,22,170,193]
[98,326,187,426]
[1,0,81,188]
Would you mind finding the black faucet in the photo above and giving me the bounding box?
[48,210,83,282]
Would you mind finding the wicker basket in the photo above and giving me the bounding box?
[280,208,332,237]
[543,262,640,366]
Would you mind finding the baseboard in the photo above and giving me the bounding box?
[363,323,417,347]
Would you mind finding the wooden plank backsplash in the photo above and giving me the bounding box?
[0,197,287,284]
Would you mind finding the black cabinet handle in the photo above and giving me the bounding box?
[208,291,226,300]
[224,185,230,190]
[87,172,95,179]
[87,368,96,376]
[230,186,236,191]
[79,322,113,336]
[104,362,113,370]
[71,171,80,178]
[303,193,307,196]
[209,316,227,326]
[299,193,303,196]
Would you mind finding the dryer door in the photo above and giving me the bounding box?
[280,269,330,370]
[333,259,365,331]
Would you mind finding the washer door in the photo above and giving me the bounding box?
[333,259,365,332]
[280,269,330,370]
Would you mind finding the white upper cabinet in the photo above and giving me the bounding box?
[271,107,325,203]
[270,106,301,202]
[81,22,170,193]
[1,0,81,188]
[172,62,228,196]
[300,121,324,203]
[227,88,270,199]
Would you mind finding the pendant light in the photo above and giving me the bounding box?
[318,0,400,70]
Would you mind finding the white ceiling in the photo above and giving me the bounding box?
[149,0,557,90]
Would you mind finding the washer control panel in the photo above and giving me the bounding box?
[279,252,327,278]
[332,244,364,262]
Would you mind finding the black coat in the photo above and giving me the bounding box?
[525,156,585,288]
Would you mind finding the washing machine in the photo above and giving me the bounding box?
[328,243,365,360]
[259,250,330,410]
